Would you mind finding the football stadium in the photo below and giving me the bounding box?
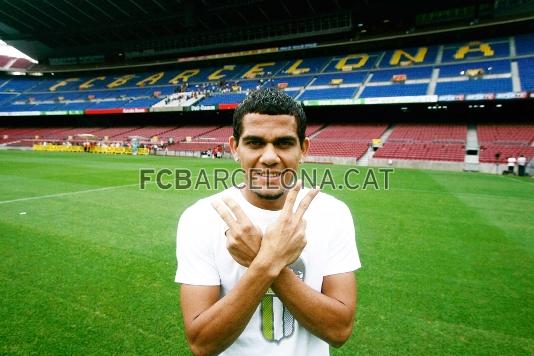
[1,0,533,354]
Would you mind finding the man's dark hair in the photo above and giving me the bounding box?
[233,88,307,146]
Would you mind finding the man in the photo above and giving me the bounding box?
[175,88,361,355]
[517,154,526,177]
[507,155,516,174]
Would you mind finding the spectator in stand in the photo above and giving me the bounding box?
[517,154,527,177]
[507,156,517,174]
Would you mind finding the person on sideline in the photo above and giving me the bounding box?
[517,154,527,176]
[507,155,517,174]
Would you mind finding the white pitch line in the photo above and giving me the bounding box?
[0,183,138,205]
[0,171,220,205]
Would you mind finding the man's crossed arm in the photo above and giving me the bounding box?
[180,183,356,355]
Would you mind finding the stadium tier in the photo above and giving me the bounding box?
[477,124,534,163]
[386,124,467,144]
[313,124,388,141]
[159,125,221,142]
[308,141,371,158]
[2,123,533,169]
[309,124,388,159]
[374,143,466,162]
[374,124,467,162]
[1,34,533,115]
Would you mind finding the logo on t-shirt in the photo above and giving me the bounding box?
[260,258,305,342]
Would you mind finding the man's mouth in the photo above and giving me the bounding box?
[250,170,283,188]
[258,171,281,177]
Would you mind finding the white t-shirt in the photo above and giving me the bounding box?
[507,157,517,167]
[175,187,361,356]
[517,156,526,166]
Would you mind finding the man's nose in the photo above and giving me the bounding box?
[259,144,280,166]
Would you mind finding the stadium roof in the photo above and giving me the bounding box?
[0,0,531,64]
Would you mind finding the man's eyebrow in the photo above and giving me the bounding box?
[274,136,297,143]
[241,135,266,142]
[241,135,298,143]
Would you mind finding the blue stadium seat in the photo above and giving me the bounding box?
[379,46,439,68]
[321,54,380,72]
[435,78,512,95]
[441,40,509,63]
[298,87,358,100]
[313,72,367,85]
[197,93,247,105]
[438,60,510,77]
[370,67,433,82]
[360,84,428,98]
[515,34,534,56]
[517,58,534,91]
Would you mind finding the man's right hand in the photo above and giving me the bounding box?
[212,181,319,272]
[212,196,263,267]
[259,181,319,273]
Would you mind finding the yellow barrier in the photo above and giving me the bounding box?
[33,144,149,156]
[90,147,149,155]
[33,144,84,153]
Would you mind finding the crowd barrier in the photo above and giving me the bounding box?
[33,144,84,153]
[33,144,149,155]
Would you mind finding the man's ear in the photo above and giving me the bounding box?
[229,136,239,161]
[300,137,310,160]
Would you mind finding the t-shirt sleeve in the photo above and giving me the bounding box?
[175,205,221,285]
[324,202,361,276]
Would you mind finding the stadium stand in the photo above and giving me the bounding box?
[369,67,433,82]
[435,78,513,95]
[312,72,367,85]
[305,124,324,137]
[374,143,466,161]
[517,58,534,91]
[360,83,428,98]
[478,124,534,163]
[163,125,221,143]
[308,124,388,159]
[374,124,467,162]
[386,124,467,143]
[1,34,532,112]
[297,87,359,100]
[515,33,534,55]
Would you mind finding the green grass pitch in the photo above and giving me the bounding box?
[1,150,533,355]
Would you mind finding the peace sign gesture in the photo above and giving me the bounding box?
[211,196,263,267]
[211,181,320,271]
[261,181,320,270]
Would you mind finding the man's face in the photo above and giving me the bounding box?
[230,113,309,209]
